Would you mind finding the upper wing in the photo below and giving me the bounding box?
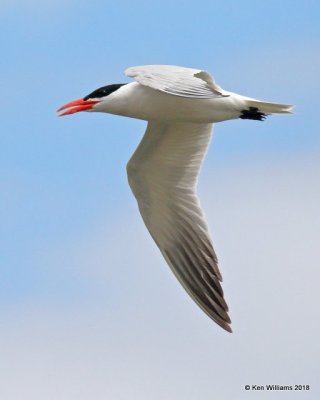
[127,121,231,332]
[125,64,227,99]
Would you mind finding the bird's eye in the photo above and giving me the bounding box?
[83,84,126,100]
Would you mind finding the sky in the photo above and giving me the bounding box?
[1,0,319,399]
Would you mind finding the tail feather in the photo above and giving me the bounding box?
[246,99,294,115]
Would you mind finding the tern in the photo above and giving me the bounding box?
[58,65,292,332]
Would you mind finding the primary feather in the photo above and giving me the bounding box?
[127,121,232,332]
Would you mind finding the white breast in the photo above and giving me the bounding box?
[93,82,243,123]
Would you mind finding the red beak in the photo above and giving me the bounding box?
[57,98,100,116]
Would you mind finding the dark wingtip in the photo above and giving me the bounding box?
[240,107,267,121]
[222,323,233,333]
[213,312,232,333]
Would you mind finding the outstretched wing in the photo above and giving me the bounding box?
[126,121,231,332]
[125,64,227,99]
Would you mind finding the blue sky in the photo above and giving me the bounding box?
[1,1,320,399]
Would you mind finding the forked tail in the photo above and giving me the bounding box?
[240,99,293,121]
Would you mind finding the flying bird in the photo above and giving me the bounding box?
[57,65,292,332]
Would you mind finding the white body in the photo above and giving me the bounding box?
[94,82,248,123]
[60,65,292,332]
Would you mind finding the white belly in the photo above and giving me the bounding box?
[93,82,244,123]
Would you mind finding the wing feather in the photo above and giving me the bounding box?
[125,65,227,99]
[126,121,231,332]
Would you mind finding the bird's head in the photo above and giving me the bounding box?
[57,84,126,116]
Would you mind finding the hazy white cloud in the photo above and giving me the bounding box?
[1,155,319,399]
